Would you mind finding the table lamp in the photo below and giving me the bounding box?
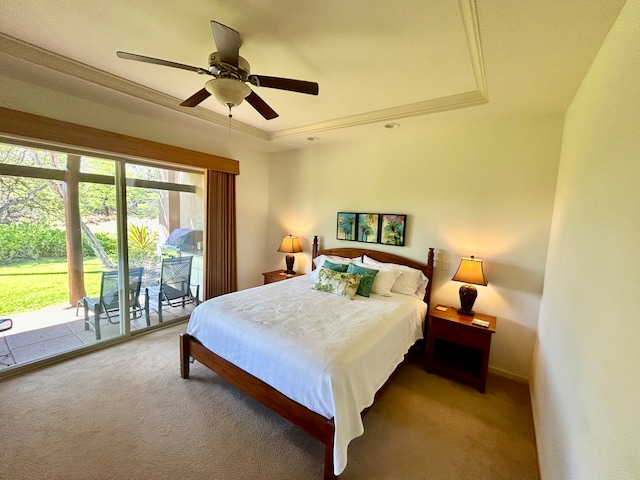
[277,235,303,275]
[451,256,488,316]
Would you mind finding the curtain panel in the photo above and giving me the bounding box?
[205,170,238,299]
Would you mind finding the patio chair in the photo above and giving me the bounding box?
[0,318,13,366]
[83,267,148,340]
[145,256,199,323]
[0,318,12,332]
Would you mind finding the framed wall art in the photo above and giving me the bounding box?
[380,214,406,246]
[336,212,357,241]
[357,213,380,243]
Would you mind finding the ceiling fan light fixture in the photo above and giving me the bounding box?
[205,78,251,108]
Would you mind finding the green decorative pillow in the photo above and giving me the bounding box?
[347,263,379,297]
[313,267,362,299]
[322,260,349,272]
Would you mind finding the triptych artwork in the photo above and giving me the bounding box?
[336,212,407,246]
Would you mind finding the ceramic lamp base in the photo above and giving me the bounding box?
[283,254,296,275]
[457,283,477,316]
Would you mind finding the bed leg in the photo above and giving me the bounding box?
[324,434,338,480]
[180,333,190,379]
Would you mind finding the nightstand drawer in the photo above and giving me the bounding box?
[431,317,489,349]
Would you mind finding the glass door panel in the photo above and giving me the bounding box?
[0,146,124,369]
[125,163,204,331]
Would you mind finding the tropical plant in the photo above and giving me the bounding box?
[127,224,159,267]
[128,224,158,249]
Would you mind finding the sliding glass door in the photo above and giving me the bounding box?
[0,141,204,371]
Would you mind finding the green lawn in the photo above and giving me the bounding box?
[0,258,104,316]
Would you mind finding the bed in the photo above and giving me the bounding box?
[180,236,434,479]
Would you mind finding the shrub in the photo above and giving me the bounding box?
[0,222,159,267]
[92,232,117,258]
[0,223,67,262]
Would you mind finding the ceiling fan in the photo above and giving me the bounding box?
[116,20,319,120]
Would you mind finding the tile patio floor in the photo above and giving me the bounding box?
[0,299,196,370]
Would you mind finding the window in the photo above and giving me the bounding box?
[0,141,204,371]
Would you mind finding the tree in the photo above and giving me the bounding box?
[27,149,114,270]
[0,145,114,306]
[0,147,61,224]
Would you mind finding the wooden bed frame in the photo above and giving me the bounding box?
[180,236,435,479]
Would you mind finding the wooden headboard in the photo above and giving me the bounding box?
[311,235,435,306]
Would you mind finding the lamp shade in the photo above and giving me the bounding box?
[205,78,251,108]
[277,235,303,254]
[451,256,488,286]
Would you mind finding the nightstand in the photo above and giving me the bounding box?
[425,305,497,393]
[262,269,304,285]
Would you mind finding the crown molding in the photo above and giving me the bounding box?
[269,90,487,140]
[0,0,486,143]
[0,33,268,141]
[270,0,488,140]
[459,0,488,98]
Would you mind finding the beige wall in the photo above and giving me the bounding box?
[267,112,563,380]
[532,0,640,478]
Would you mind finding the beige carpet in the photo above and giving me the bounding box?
[0,324,539,480]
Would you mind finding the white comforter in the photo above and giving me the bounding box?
[186,274,427,475]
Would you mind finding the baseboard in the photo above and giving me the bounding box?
[488,366,529,384]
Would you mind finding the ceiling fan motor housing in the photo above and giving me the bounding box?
[208,52,250,81]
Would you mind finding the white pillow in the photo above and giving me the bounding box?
[391,267,426,296]
[362,254,385,267]
[353,262,401,297]
[363,255,427,298]
[311,254,361,279]
[414,274,429,299]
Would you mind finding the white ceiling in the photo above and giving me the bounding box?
[0,0,626,151]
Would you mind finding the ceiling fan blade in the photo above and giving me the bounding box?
[249,75,319,95]
[210,21,240,67]
[116,51,210,75]
[180,88,211,107]
[245,90,279,120]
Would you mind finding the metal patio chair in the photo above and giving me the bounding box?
[0,318,12,332]
[0,318,13,366]
[83,267,148,340]
[146,256,199,324]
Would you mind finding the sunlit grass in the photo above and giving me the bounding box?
[0,258,104,316]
